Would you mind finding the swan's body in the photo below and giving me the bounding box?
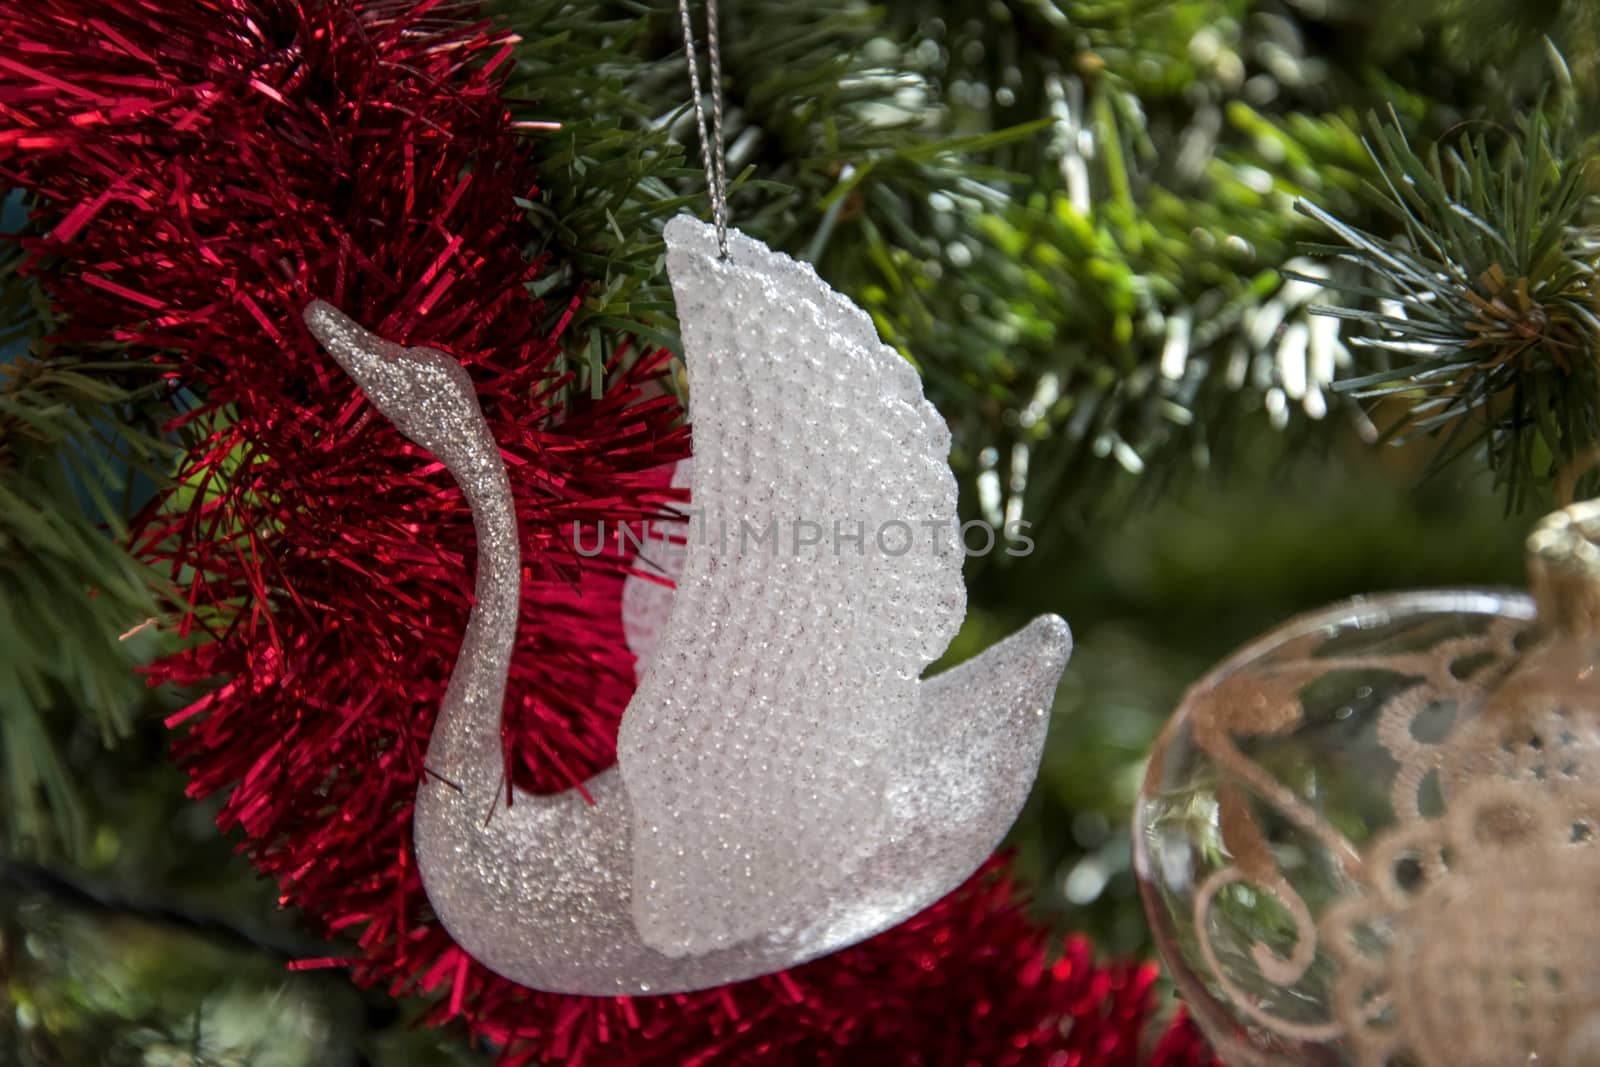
[302,218,1070,995]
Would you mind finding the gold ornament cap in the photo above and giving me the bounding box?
[1528,499,1600,638]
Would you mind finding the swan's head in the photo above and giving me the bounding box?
[304,300,488,466]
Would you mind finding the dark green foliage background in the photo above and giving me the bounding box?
[1,0,1592,1062]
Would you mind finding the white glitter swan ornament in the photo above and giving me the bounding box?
[302,218,1071,995]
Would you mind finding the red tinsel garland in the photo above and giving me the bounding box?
[0,1,1218,1063]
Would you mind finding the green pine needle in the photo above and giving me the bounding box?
[0,216,178,862]
[1298,101,1598,510]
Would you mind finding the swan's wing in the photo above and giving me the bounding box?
[892,616,1071,853]
[618,216,967,957]
[818,615,1072,952]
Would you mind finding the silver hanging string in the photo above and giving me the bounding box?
[676,0,730,259]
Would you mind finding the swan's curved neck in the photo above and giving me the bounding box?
[299,300,522,809]
[433,447,522,803]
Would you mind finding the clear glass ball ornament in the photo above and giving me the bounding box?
[1134,501,1600,1067]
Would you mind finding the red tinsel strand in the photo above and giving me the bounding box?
[0,2,1217,1064]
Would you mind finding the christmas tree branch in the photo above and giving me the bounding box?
[0,855,329,962]
[498,0,1378,538]
[0,200,180,861]
[1298,96,1599,510]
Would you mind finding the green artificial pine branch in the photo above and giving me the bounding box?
[499,1,1597,546]
[0,215,177,862]
[495,0,1409,545]
[1298,98,1599,510]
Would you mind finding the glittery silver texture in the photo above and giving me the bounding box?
[302,217,1071,995]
